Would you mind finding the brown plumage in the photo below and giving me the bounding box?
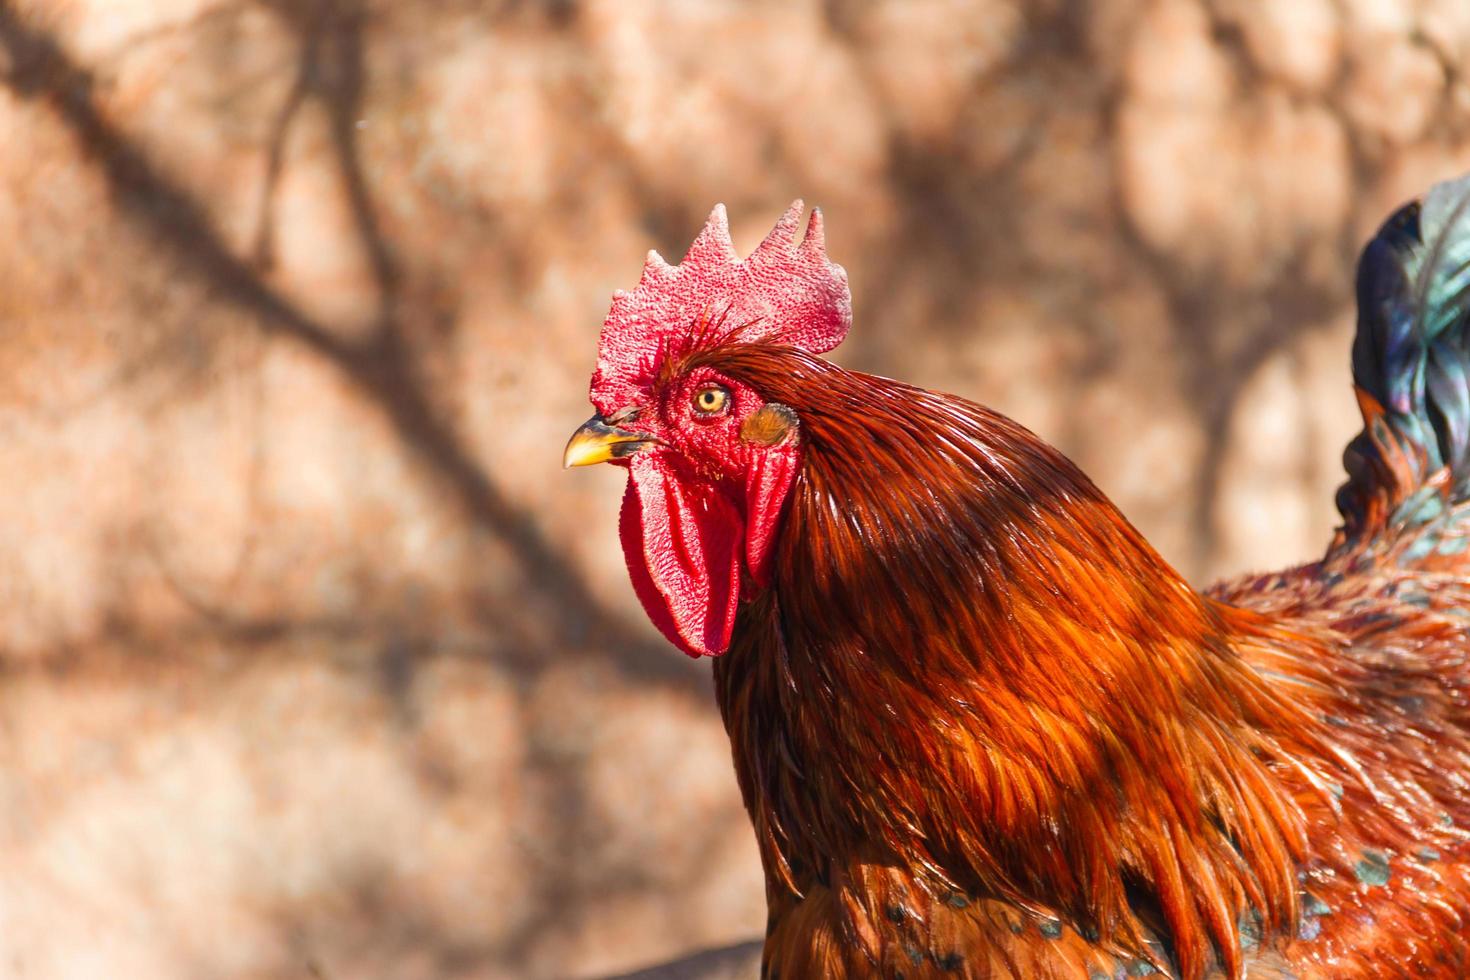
[708,347,1470,978]
[566,180,1470,977]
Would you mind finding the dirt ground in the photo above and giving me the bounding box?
[1,1,1468,977]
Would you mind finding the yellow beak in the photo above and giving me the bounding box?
[563,415,654,468]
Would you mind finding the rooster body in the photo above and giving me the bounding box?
[567,179,1470,978]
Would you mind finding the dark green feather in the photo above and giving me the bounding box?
[1338,173,1470,534]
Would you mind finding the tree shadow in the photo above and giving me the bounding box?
[0,1,697,694]
[0,12,745,974]
[819,0,1360,579]
[0,4,1416,977]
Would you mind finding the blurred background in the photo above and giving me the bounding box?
[0,0,1468,977]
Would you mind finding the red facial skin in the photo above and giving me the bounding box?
[584,202,846,657]
[610,367,800,657]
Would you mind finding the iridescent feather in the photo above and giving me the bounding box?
[578,178,1470,979]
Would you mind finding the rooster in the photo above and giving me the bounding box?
[564,178,1470,979]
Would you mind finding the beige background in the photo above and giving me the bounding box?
[1,0,1468,977]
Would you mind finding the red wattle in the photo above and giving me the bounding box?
[742,442,800,587]
[619,455,743,657]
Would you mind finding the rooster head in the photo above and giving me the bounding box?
[564,202,851,657]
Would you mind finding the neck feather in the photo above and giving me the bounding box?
[704,346,1349,976]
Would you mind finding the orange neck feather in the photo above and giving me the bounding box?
[703,345,1350,977]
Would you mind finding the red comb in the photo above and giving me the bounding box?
[590,201,851,414]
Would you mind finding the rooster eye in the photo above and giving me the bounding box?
[691,385,731,417]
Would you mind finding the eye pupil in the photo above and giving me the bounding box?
[693,386,728,415]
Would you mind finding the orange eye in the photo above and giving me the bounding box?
[692,385,731,416]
